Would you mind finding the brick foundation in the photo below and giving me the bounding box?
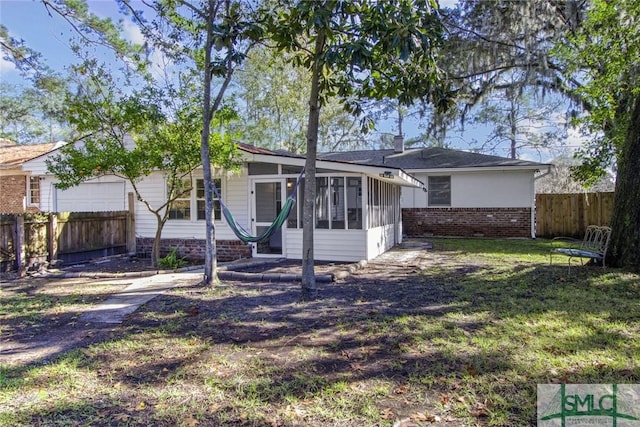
[402,207,532,238]
[136,238,252,262]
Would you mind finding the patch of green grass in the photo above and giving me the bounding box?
[431,237,552,263]
[0,279,129,336]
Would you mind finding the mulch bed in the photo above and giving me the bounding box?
[58,256,168,274]
[56,256,354,276]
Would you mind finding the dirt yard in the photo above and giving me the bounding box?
[1,249,427,368]
[3,242,468,425]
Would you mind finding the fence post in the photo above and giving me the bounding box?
[127,192,136,256]
[15,214,25,277]
[48,213,58,265]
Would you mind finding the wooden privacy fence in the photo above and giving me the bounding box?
[0,211,135,274]
[536,192,615,238]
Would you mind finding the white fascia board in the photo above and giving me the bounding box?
[242,152,306,166]
[242,152,422,187]
[407,165,552,174]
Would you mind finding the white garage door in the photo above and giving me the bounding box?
[55,182,126,212]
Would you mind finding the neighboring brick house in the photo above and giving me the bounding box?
[320,139,551,239]
[0,140,60,213]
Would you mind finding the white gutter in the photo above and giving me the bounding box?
[408,164,552,173]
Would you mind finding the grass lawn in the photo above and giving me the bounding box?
[1,238,639,426]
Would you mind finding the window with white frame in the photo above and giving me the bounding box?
[428,176,451,206]
[168,177,223,221]
[28,176,40,205]
[168,178,192,220]
[196,178,221,220]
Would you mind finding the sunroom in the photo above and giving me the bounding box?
[221,145,423,262]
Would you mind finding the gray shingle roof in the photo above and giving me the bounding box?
[318,147,549,170]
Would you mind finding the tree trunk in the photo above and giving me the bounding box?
[509,98,517,159]
[609,95,640,271]
[151,213,164,268]
[301,29,326,301]
[201,3,218,286]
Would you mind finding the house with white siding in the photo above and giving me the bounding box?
[22,140,550,263]
[22,143,420,262]
[320,140,551,239]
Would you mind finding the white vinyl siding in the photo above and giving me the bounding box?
[285,229,367,262]
[55,181,126,212]
[140,170,245,241]
[366,224,396,260]
[401,170,534,208]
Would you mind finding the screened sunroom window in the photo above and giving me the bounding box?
[315,177,330,229]
[248,162,278,175]
[286,177,299,228]
[330,177,345,229]
[288,176,361,230]
[346,177,362,229]
[367,177,395,228]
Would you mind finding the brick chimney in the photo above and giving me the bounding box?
[393,134,404,153]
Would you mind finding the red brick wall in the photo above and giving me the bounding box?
[136,238,252,262]
[0,175,26,213]
[402,207,532,238]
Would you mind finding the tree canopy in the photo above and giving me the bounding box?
[264,0,451,299]
[3,0,640,272]
[45,63,225,266]
[232,45,366,153]
[556,0,640,269]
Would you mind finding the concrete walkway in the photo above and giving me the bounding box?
[78,271,203,324]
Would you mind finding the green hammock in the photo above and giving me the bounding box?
[211,170,304,243]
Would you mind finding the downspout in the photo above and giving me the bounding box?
[532,166,553,238]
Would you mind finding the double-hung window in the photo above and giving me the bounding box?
[196,178,221,221]
[168,178,192,220]
[28,176,40,205]
[169,177,222,221]
[428,176,451,206]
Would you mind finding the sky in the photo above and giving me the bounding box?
[0,0,586,162]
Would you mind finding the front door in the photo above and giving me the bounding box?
[252,180,284,257]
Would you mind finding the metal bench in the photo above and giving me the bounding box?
[549,225,612,268]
